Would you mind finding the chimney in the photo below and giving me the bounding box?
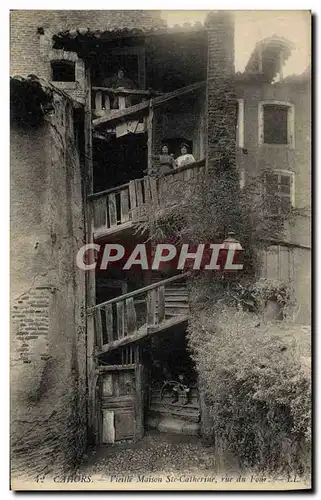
[205,11,237,176]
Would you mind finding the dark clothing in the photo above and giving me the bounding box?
[159,154,175,174]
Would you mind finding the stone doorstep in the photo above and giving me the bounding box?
[147,416,200,436]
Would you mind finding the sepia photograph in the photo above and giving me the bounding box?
[9,7,311,491]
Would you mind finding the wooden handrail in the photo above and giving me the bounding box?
[88,272,189,313]
[88,182,130,200]
[87,159,206,200]
[92,86,161,97]
[162,158,206,177]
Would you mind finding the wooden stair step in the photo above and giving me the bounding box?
[165,288,188,295]
[164,295,188,302]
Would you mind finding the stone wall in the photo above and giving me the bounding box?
[10,10,164,79]
[11,90,87,478]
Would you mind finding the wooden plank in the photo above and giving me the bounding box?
[152,80,205,107]
[117,301,125,339]
[95,90,102,112]
[144,177,151,204]
[105,304,114,344]
[90,272,190,312]
[93,197,106,229]
[118,96,126,110]
[146,107,153,175]
[104,93,111,110]
[126,297,137,335]
[149,176,158,204]
[158,286,165,323]
[147,289,157,326]
[102,410,115,444]
[92,81,205,127]
[129,180,137,213]
[108,193,117,227]
[88,181,130,200]
[97,364,136,372]
[92,86,156,96]
[135,179,144,207]
[94,309,103,349]
[158,176,165,207]
[115,410,135,441]
[135,364,144,440]
[93,100,150,127]
[120,188,130,222]
[98,315,189,354]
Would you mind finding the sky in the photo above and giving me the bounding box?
[160,10,311,76]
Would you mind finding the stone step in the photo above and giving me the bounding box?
[149,406,200,422]
[147,416,200,436]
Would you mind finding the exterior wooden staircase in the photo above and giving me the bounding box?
[91,273,190,356]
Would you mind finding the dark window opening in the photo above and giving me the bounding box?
[263,104,288,144]
[51,60,76,82]
[264,171,293,215]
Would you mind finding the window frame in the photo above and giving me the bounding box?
[263,169,295,213]
[258,100,295,148]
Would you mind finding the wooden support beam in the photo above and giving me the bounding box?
[92,81,205,128]
[98,315,189,354]
[97,364,136,372]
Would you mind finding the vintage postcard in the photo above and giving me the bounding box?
[10,9,311,491]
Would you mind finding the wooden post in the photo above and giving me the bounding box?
[84,64,97,445]
[157,286,165,323]
[147,289,157,326]
[94,90,102,112]
[147,105,154,175]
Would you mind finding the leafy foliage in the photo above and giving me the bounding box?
[187,305,311,474]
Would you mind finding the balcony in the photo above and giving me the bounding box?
[88,159,205,240]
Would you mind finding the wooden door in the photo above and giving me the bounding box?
[100,365,144,443]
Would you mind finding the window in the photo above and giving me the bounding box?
[51,60,75,82]
[264,170,295,215]
[258,101,294,146]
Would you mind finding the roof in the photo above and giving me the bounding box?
[53,22,206,50]
[10,75,82,126]
[10,74,81,104]
[244,36,294,82]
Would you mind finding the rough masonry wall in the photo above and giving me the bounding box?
[10,10,164,79]
[206,11,236,175]
[11,95,87,478]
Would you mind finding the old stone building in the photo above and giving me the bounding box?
[10,10,310,475]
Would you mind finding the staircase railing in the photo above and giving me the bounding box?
[88,159,205,236]
[89,272,190,352]
[92,87,156,116]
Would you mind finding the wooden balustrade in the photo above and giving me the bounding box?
[91,273,190,353]
[89,159,205,237]
[92,87,155,115]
